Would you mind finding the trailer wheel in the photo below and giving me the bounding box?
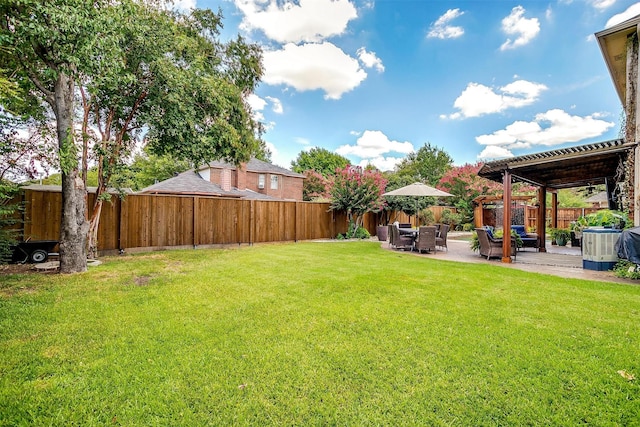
[31,249,48,263]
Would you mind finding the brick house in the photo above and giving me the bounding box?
[197,158,305,201]
[140,158,305,201]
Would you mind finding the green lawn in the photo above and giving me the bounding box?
[1,242,639,426]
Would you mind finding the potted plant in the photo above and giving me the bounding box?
[583,209,628,229]
[549,228,571,246]
[375,208,391,241]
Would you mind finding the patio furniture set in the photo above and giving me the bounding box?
[388,223,449,253]
[475,225,540,260]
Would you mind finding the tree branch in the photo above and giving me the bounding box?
[23,66,54,105]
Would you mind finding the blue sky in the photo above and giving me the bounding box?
[181,0,640,171]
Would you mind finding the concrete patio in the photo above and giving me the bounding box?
[382,232,637,285]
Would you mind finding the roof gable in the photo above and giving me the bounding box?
[203,157,305,178]
[138,171,280,200]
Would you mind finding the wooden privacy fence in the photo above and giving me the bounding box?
[14,188,459,254]
[524,207,601,230]
[18,190,347,254]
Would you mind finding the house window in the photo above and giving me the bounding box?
[270,175,279,190]
[258,174,265,189]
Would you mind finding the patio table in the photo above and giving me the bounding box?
[398,228,418,249]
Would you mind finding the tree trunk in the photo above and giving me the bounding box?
[54,72,89,273]
[87,187,107,260]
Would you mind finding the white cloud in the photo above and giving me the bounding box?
[590,0,616,10]
[500,6,540,51]
[444,79,547,119]
[336,130,414,159]
[168,0,195,11]
[428,9,465,39]
[295,137,311,146]
[475,109,614,148]
[246,93,267,111]
[605,2,640,28]
[246,93,267,122]
[234,0,357,43]
[477,146,515,161]
[357,156,403,172]
[265,96,283,114]
[357,47,385,72]
[262,42,367,100]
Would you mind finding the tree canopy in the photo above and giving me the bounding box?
[328,166,387,237]
[291,148,350,177]
[394,143,453,186]
[1,1,265,271]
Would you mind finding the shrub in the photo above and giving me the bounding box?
[0,182,22,264]
[614,260,640,280]
[419,209,435,225]
[582,210,628,229]
[339,223,371,240]
[469,231,480,252]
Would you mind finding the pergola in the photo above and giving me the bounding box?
[474,12,640,264]
[478,139,633,262]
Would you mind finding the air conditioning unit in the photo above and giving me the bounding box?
[582,228,622,271]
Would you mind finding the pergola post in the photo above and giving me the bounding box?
[551,192,558,230]
[502,171,512,263]
[537,186,547,252]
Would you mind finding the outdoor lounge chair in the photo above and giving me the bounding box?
[510,225,540,251]
[391,224,414,251]
[415,226,436,253]
[436,224,449,251]
[476,227,516,260]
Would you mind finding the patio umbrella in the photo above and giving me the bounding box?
[383,182,454,226]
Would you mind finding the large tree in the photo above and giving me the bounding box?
[291,148,350,202]
[394,143,453,186]
[380,144,454,220]
[1,0,120,272]
[1,1,264,269]
[291,147,350,177]
[79,6,264,258]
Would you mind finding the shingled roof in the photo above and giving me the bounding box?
[203,158,305,178]
[138,171,279,200]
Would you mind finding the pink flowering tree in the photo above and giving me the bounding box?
[438,162,535,224]
[329,166,387,237]
[302,169,330,201]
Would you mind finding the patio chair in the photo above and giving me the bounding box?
[475,228,516,260]
[415,226,436,253]
[436,224,449,251]
[510,225,540,251]
[391,224,414,251]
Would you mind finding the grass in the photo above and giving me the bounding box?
[1,241,640,425]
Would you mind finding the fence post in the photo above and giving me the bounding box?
[294,201,298,242]
[250,199,255,246]
[193,196,198,248]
